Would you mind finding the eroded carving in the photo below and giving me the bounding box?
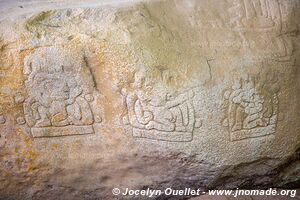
[0,106,5,124]
[0,115,5,124]
[0,47,14,71]
[16,116,26,125]
[122,68,201,142]
[14,92,25,104]
[222,74,279,141]
[0,130,7,148]
[228,0,282,32]
[228,0,293,59]
[0,106,6,148]
[23,47,97,138]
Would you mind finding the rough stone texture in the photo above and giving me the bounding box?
[0,0,299,199]
[191,191,300,200]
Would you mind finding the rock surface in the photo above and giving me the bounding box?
[191,191,300,200]
[0,0,299,199]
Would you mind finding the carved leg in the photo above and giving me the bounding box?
[145,109,175,132]
[50,101,69,127]
[35,106,51,127]
[72,97,94,125]
[243,113,262,129]
[232,105,244,132]
[145,120,175,132]
[126,94,146,129]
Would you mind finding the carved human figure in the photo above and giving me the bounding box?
[23,48,94,129]
[232,81,266,130]
[123,69,176,132]
[223,76,278,133]
[24,70,94,128]
[123,67,197,133]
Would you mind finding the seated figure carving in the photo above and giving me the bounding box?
[23,47,95,137]
[122,67,200,142]
[223,76,279,141]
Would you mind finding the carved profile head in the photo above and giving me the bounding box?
[132,66,148,89]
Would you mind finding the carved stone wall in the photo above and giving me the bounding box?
[0,0,299,199]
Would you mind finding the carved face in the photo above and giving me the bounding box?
[28,72,76,106]
[133,72,145,88]
[133,68,154,90]
[43,79,70,101]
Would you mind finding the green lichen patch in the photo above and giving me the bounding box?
[25,11,56,38]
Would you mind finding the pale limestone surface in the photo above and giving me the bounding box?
[0,0,299,199]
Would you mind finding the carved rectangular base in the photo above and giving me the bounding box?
[132,128,193,142]
[230,124,276,141]
[31,126,94,138]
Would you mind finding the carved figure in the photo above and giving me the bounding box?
[223,74,279,141]
[228,0,282,32]
[228,0,294,60]
[23,47,95,137]
[122,67,201,142]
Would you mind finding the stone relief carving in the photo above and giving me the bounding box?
[0,105,6,148]
[228,0,293,59]
[0,105,6,125]
[122,67,202,142]
[228,0,282,32]
[0,47,14,77]
[0,106,5,125]
[14,92,25,104]
[0,91,8,126]
[22,47,98,138]
[0,115,5,124]
[222,73,279,141]
[0,129,7,149]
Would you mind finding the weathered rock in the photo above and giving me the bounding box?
[191,191,300,200]
[0,0,299,199]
